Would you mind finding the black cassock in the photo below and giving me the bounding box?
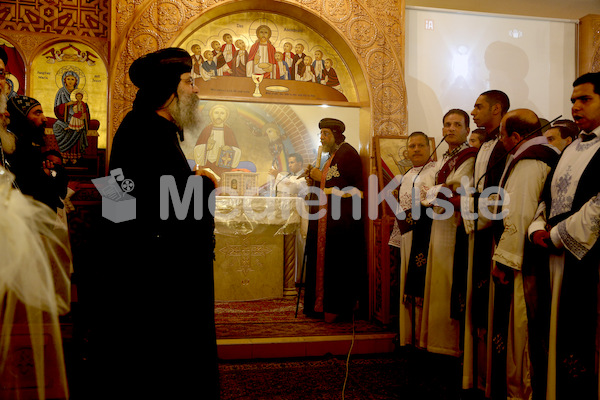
[304,142,367,319]
[88,107,219,399]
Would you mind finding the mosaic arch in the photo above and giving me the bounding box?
[108,0,407,153]
[109,0,407,323]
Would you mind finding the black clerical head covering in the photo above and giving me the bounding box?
[7,95,45,145]
[319,118,346,144]
[8,95,41,120]
[129,47,192,110]
[0,47,7,65]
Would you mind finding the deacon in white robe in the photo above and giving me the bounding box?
[526,74,600,400]
[529,127,600,400]
[488,120,558,400]
[420,139,476,357]
[391,161,436,347]
[463,90,510,393]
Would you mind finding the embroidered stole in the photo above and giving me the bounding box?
[436,145,478,185]
[549,137,600,221]
[403,205,432,307]
[399,164,435,307]
[434,145,476,321]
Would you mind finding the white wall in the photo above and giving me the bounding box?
[405,7,577,153]
[404,0,600,21]
[290,104,361,158]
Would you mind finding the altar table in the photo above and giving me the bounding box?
[213,196,303,301]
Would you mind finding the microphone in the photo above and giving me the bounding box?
[274,172,292,197]
[474,115,561,192]
[298,146,323,180]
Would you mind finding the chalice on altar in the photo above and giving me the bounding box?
[252,73,264,97]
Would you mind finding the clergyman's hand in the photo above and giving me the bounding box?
[532,230,549,248]
[492,263,513,286]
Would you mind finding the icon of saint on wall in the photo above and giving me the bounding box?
[53,67,90,159]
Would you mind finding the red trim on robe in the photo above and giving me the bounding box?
[314,151,337,313]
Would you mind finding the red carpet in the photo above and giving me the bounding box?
[215,298,390,339]
[219,350,464,399]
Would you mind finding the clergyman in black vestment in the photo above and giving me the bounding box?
[90,48,219,399]
[304,118,366,322]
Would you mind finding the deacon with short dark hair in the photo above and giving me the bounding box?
[93,48,219,399]
[303,118,366,322]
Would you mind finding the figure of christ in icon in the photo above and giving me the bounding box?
[194,104,242,179]
[246,25,279,79]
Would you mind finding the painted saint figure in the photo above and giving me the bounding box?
[274,52,289,80]
[190,44,204,79]
[53,70,89,155]
[220,33,237,75]
[201,50,218,80]
[234,39,248,77]
[282,42,294,81]
[321,58,342,92]
[312,50,326,82]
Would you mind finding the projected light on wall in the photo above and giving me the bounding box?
[452,45,470,78]
[508,29,523,39]
[406,7,576,143]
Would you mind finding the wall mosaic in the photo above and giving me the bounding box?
[110,0,407,147]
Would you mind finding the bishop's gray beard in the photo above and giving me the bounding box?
[321,141,340,154]
[0,92,15,155]
[169,92,201,134]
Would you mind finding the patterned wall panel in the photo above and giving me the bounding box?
[0,0,109,37]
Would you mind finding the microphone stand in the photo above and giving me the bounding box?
[274,172,292,197]
[296,146,322,318]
